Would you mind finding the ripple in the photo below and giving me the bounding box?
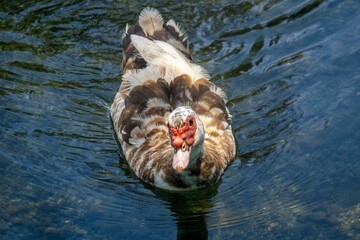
[220,0,325,38]
[1,0,360,239]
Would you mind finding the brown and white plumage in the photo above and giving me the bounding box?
[111,8,236,190]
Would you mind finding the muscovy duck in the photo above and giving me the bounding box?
[111,8,236,190]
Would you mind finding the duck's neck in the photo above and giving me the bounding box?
[172,144,203,188]
[188,143,204,170]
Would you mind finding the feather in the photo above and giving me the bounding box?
[130,35,209,82]
[139,7,164,36]
[166,19,187,40]
[122,23,129,40]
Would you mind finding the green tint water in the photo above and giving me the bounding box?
[1,0,359,239]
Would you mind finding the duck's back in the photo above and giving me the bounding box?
[111,8,236,190]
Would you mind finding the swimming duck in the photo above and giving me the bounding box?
[111,8,236,190]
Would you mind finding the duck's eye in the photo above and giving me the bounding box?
[189,118,194,127]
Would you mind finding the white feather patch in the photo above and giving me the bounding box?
[139,7,164,36]
[196,100,211,111]
[130,35,209,82]
[166,19,187,38]
[122,23,129,40]
[121,66,162,93]
[154,170,174,190]
[210,85,228,102]
[134,158,142,176]
[110,94,125,128]
[147,97,171,109]
[129,126,146,148]
[131,113,164,124]
[145,160,154,170]
[208,167,216,180]
[184,89,193,101]
[208,107,224,116]
[131,114,150,123]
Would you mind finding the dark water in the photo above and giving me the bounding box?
[1,0,359,239]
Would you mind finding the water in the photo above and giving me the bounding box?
[1,0,359,239]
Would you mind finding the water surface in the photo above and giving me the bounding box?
[1,0,359,239]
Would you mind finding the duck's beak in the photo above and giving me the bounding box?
[172,143,191,173]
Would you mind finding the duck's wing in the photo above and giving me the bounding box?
[192,79,236,183]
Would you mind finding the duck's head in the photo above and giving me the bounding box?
[168,106,205,173]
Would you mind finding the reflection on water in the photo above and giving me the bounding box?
[153,188,218,240]
[1,0,360,239]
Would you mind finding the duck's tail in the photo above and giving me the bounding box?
[121,8,192,73]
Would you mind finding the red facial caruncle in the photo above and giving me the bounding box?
[169,116,197,148]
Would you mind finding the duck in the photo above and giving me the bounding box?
[111,7,236,190]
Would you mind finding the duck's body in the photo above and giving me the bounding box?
[111,8,236,190]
